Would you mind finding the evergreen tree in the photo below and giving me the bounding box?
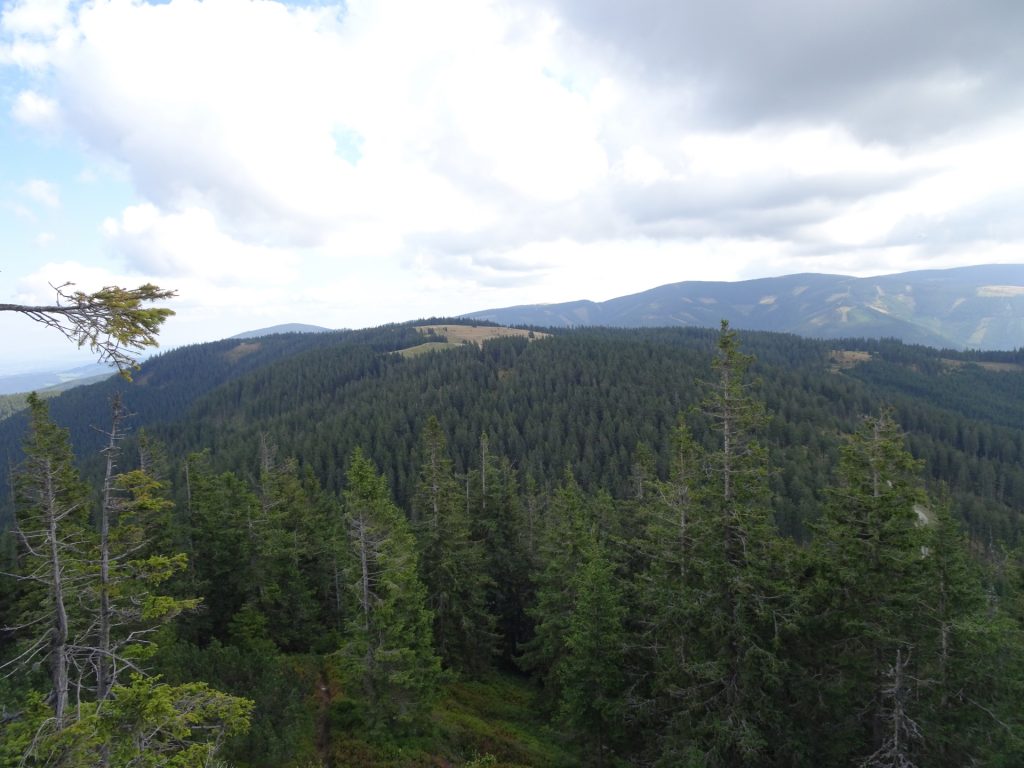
[89,396,196,708]
[653,321,796,766]
[3,394,91,728]
[0,282,176,375]
[519,470,590,708]
[914,499,1024,765]
[252,438,321,651]
[468,433,534,665]
[2,675,251,768]
[181,453,260,642]
[811,410,930,764]
[558,533,627,767]
[340,449,441,730]
[412,417,495,673]
[1,397,251,767]
[631,420,701,744]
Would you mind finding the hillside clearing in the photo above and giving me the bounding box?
[398,325,549,357]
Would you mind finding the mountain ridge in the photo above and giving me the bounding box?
[464,264,1024,350]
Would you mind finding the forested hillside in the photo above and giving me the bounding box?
[2,322,1024,766]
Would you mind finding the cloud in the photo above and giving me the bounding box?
[1,0,71,36]
[0,0,615,255]
[101,203,300,287]
[12,260,131,305]
[11,89,60,129]
[544,0,1024,144]
[21,178,59,207]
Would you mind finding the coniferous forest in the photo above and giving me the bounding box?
[2,321,1024,766]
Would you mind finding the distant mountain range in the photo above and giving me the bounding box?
[464,264,1024,350]
[0,363,115,396]
[231,323,334,339]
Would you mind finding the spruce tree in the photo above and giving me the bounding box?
[631,420,701,745]
[811,410,929,764]
[468,433,533,665]
[558,533,627,767]
[652,321,797,766]
[252,440,320,652]
[340,448,441,730]
[1,397,252,767]
[914,499,1024,765]
[519,470,590,708]
[412,417,495,673]
[4,393,91,728]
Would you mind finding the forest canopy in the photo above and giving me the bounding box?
[2,320,1023,766]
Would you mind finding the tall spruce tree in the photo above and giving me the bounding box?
[811,410,930,765]
[252,440,321,652]
[911,497,1024,765]
[652,321,797,766]
[3,394,91,729]
[340,449,441,730]
[87,397,198,720]
[558,532,627,767]
[412,417,495,673]
[181,453,260,642]
[631,420,701,744]
[468,433,534,665]
[519,470,590,708]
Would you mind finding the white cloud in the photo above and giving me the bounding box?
[1,0,71,36]
[11,89,61,129]
[13,260,129,305]
[3,0,612,251]
[35,231,55,246]
[21,178,60,207]
[102,203,300,287]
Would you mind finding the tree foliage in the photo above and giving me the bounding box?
[0,282,176,376]
[339,449,441,731]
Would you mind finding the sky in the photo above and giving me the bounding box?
[2,0,1023,372]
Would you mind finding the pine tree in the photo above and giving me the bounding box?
[340,449,441,730]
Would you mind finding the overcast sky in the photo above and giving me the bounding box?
[2,0,1023,372]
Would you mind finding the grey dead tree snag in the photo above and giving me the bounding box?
[860,647,922,768]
